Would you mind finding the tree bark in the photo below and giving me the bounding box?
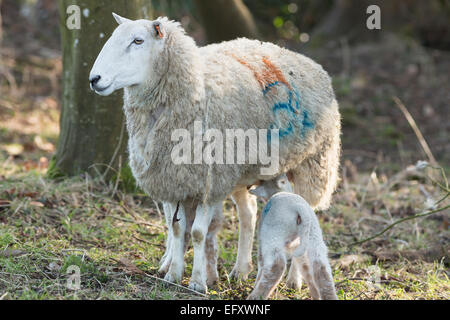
[194,0,258,43]
[51,0,151,178]
[0,0,3,44]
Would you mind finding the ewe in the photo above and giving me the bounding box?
[249,175,338,300]
[89,14,341,293]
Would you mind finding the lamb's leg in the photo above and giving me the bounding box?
[164,202,186,284]
[189,201,221,293]
[286,256,303,290]
[158,202,174,275]
[299,260,321,300]
[205,206,224,287]
[312,259,338,300]
[248,252,286,300]
[230,188,257,280]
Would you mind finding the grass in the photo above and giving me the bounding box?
[0,155,448,300]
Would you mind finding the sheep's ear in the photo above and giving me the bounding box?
[112,12,131,25]
[249,186,267,198]
[152,21,164,39]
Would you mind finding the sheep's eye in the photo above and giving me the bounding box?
[133,39,144,45]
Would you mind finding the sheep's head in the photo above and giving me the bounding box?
[89,13,167,96]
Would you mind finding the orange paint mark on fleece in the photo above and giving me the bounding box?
[261,57,292,90]
[231,54,291,91]
[232,54,266,89]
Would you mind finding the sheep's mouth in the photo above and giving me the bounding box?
[93,83,111,93]
[92,83,115,96]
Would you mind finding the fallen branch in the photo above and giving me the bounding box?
[349,201,449,247]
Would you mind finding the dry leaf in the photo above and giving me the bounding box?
[117,257,145,275]
[30,201,44,207]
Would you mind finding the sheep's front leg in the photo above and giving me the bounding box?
[205,207,224,287]
[158,202,174,275]
[164,202,186,284]
[248,252,286,300]
[230,189,257,280]
[189,201,221,293]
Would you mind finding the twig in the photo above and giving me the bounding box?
[349,201,449,247]
[103,119,126,180]
[143,273,208,298]
[110,215,165,230]
[393,97,437,165]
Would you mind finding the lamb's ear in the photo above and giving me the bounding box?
[249,186,267,198]
[112,12,131,25]
[152,21,164,39]
[276,175,290,191]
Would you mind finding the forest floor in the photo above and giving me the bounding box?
[0,5,449,299]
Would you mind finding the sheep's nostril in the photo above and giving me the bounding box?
[89,75,101,85]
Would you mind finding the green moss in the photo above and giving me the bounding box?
[46,156,66,179]
[112,163,141,193]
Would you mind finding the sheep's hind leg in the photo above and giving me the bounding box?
[158,202,174,275]
[205,206,224,287]
[164,202,186,284]
[230,188,257,280]
[189,201,222,293]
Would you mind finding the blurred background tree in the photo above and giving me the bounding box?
[48,0,152,179]
[194,0,259,43]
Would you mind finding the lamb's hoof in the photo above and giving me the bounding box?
[247,292,261,300]
[286,279,302,290]
[188,281,207,294]
[206,271,219,287]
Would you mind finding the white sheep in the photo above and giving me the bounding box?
[89,14,341,293]
[248,175,338,300]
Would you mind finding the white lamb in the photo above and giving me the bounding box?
[89,14,341,293]
[248,175,338,300]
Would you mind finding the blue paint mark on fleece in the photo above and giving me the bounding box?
[263,81,280,95]
[262,198,273,219]
[266,85,315,142]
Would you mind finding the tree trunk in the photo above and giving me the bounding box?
[50,0,151,178]
[0,0,3,44]
[194,0,258,43]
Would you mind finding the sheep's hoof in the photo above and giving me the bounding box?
[229,266,251,281]
[188,281,207,294]
[164,272,180,285]
[158,262,170,276]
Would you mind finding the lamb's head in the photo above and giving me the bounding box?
[89,13,168,96]
[249,174,293,200]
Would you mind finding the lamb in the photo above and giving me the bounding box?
[89,14,341,293]
[248,175,338,300]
